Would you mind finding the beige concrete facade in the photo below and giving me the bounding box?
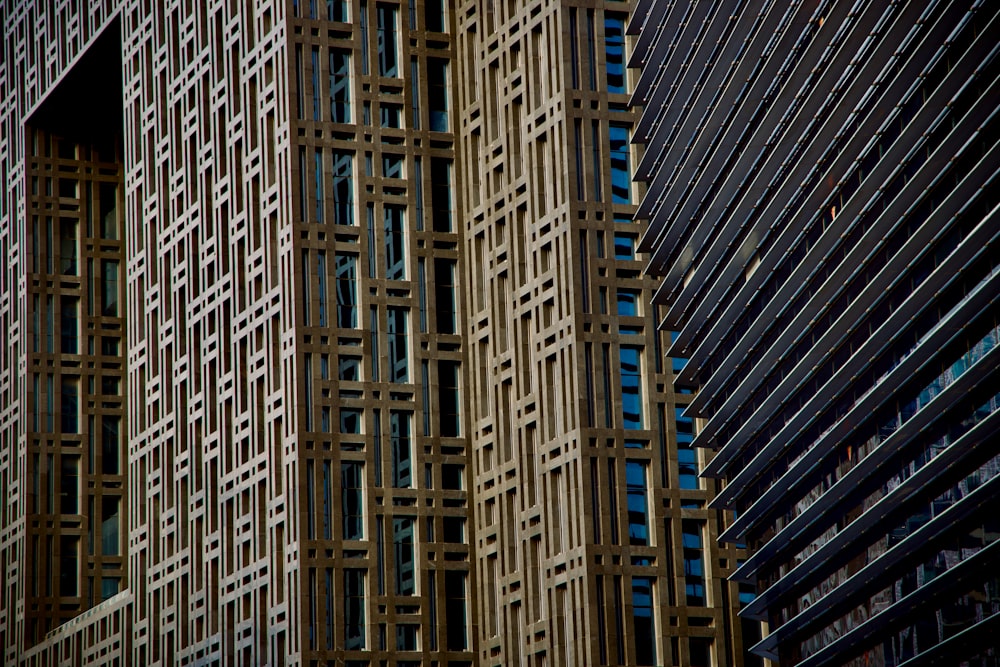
[0,1,753,665]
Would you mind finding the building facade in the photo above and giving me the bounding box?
[1,0,750,665]
[632,1,1000,666]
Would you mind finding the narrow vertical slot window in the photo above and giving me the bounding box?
[683,520,706,606]
[609,123,632,203]
[445,571,468,650]
[434,258,456,333]
[61,296,79,354]
[625,461,649,545]
[342,462,364,539]
[376,4,398,77]
[329,49,351,123]
[311,46,321,120]
[430,157,453,231]
[59,217,78,275]
[676,407,700,489]
[99,182,118,239]
[317,251,328,326]
[101,496,120,555]
[428,58,448,131]
[335,254,357,328]
[390,410,412,487]
[418,259,427,332]
[101,260,119,316]
[393,517,415,594]
[344,569,367,649]
[331,150,353,225]
[632,576,657,665]
[605,13,626,94]
[438,360,460,436]
[591,120,602,201]
[387,307,409,382]
[620,346,643,429]
[384,205,406,279]
[61,376,80,434]
[314,149,324,222]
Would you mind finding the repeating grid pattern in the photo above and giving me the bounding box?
[0,2,758,667]
[286,0,475,663]
[455,0,750,665]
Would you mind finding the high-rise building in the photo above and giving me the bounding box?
[0,1,751,665]
[632,1,1000,666]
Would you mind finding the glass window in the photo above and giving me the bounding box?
[689,638,713,667]
[340,408,363,434]
[677,407,699,489]
[329,49,351,122]
[614,232,635,260]
[626,461,649,546]
[438,360,460,436]
[425,0,445,31]
[428,58,448,131]
[102,259,119,316]
[332,151,354,226]
[430,157,453,232]
[339,356,361,381]
[609,123,632,203]
[441,463,463,490]
[410,58,421,129]
[317,251,328,326]
[102,496,120,555]
[344,569,367,649]
[683,520,706,606]
[434,258,457,333]
[59,536,78,596]
[336,254,358,327]
[384,205,406,280]
[620,346,643,429]
[99,182,118,239]
[390,410,412,487]
[632,576,656,665]
[380,103,402,128]
[61,376,80,434]
[382,153,404,179]
[387,307,409,383]
[605,13,626,94]
[61,296,79,354]
[101,576,120,601]
[61,456,79,514]
[396,623,420,650]
[393,517,416,595]
[443,516,465,543]
[328,0,349,21]
[102,415,120,474]
[342,462,364,539]
[311,46,321,120]
[59,217,78,275]
[616,288,640,317]
[445,570,468,650]
[314,149,325,222]
[376,4,398,77]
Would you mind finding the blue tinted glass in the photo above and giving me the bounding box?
[632,576,656,665]
[609,124,631,203]
[616,289,639,317]
[614,233,635,259]
[605,14,626,94]
[620,346,643,429]
[626,461,649,545]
